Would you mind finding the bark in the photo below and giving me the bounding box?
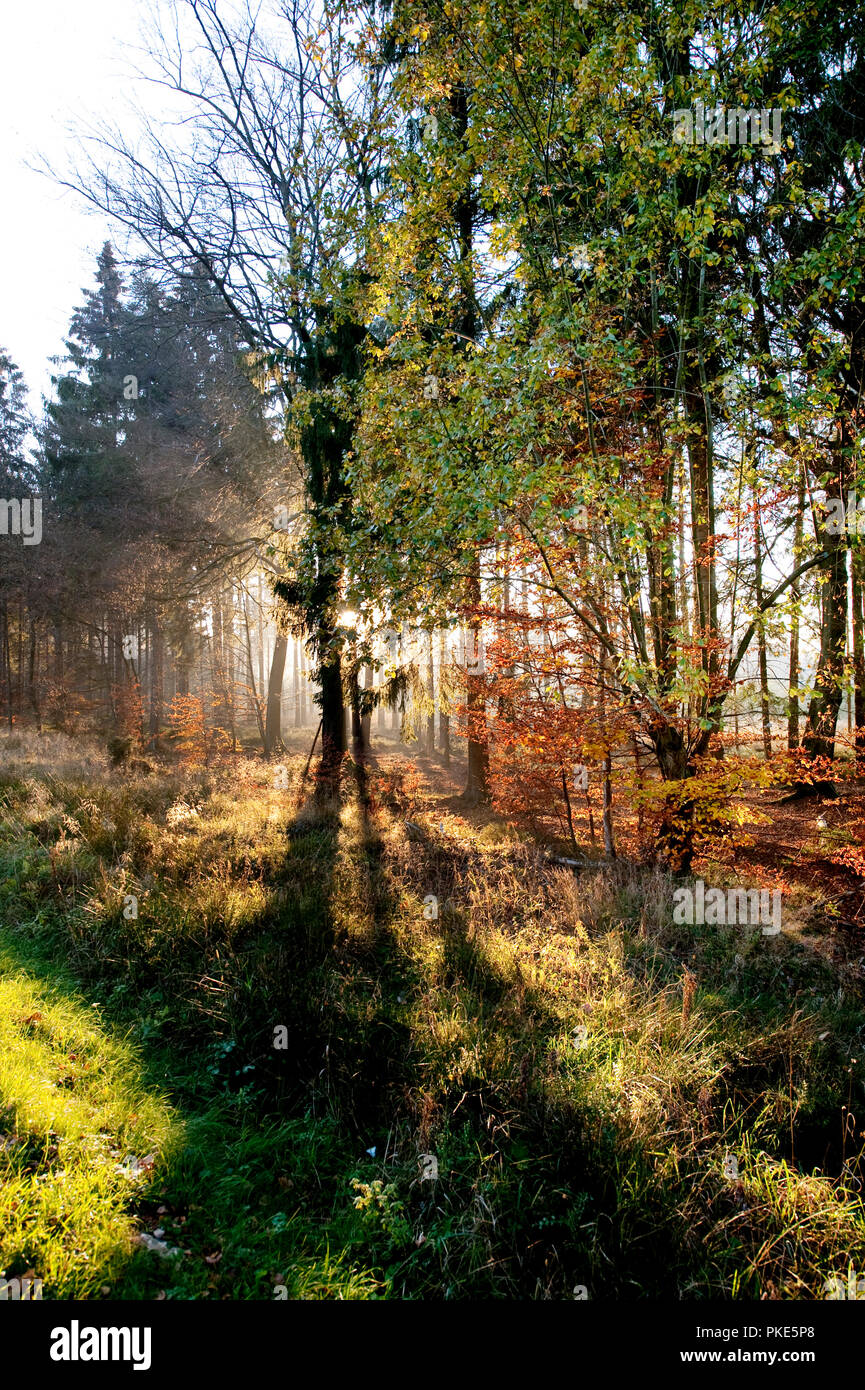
[602,749,616,860]
[213,596,237,750]
[753,487,772,758]
[632,733,646,840]
[257,575,266,696]
[788,467,806,749]
[438,629,451,766]
[241,586,266,748]
[447,81,490,804]
[651,724,696,873]
[851,538,865,759]
[391,632,400,733]
[685,367,720,688]
[296,638,306,727]
[149,611,164,740]
[802,476,848,773]
[463,563,490,803]
[377,640,387,734]
[677,454,691,643]
[361,663,372,748]
[53,624,64,683]
[2,600,12,729]
[264,631,288,755]
[27,618,41,730]
[425,630,435,756]
[318,638,346,775]
[349,660,363,747]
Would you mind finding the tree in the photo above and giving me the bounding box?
[60,0,391,780]
[36,244,289,741]
[349,0,860,862]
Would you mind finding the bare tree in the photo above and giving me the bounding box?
[54,0,391,777]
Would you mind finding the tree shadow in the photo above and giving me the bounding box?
[3,748,860,1301]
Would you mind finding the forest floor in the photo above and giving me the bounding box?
[0,727,864,1300]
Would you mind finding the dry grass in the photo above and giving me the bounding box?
[0,733,863,1298]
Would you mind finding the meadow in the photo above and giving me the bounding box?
[1,730,863,1300]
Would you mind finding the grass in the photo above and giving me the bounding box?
[0,727,864,1299]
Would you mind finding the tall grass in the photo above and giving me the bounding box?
[0,730,863,1299]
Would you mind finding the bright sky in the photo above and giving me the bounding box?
[0,0,153,414]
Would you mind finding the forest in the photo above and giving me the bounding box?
[1,0,865,1310]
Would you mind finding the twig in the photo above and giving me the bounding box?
[301,719,322,783]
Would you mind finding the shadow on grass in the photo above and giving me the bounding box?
[1,750,864,1300]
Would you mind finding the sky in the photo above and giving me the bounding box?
[0,0,153,413]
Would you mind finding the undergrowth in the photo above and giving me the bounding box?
[0,729,863,1299]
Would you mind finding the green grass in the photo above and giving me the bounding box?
[0,966,178,1298]
[0,729,864,1299]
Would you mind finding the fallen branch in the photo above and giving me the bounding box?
[300,719,323,784]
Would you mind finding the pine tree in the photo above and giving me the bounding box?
[42,242,132,507]
[0,349,33,489]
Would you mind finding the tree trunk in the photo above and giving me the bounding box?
[377,638,387,734]
[852,537,865,760]
[651,724,696,873]
[241,586,266,748]
[446,80,490,804]
[463,564,490,803]
[27,617,41,731]
[685,366,720,691]
[390,632,400,733]
[257,574,266,696]
[299,639,308,727]
[149,611,164,741]
[602,749,616,860]
[753,486,772,758]
[361,663,372,747]
[53,624,64,683]
[425,630,435,755]
[264,631,288,755]
[2,600,12,729]
[787,466,806,748]
[349,659,363,747]
[318,646,346,774]
[438,629,451,766]
[802,475,848,777]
